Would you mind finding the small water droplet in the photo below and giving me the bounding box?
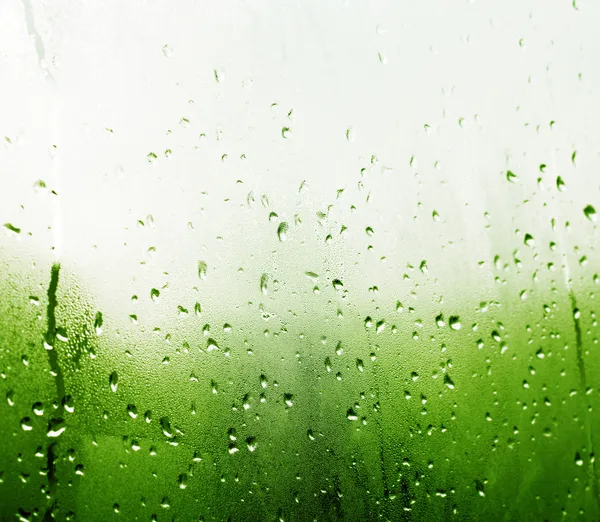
[444,374,455,390]
[207,338,220,352]
[449,316,461,330]
[213,68,224,83]
[283,393,294,408]
[109,371,119,393]
[346,408,358,421]
[524,233,535,247]
[127,404,138,419]
[277,222,289,241]
[160,417,173,438]
[198,260,208,280]
[94,311,103,335]
[178,473,188,489]
[583,205,597,222]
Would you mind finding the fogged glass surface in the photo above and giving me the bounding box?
[1,0,600,520]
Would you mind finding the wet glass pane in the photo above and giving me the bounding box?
[1,1,600,520]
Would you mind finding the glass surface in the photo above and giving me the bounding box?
[1,1,600,519]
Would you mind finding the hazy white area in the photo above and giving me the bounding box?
[1,0,599,319]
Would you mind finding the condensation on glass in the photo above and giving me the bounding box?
[1,0,600,520]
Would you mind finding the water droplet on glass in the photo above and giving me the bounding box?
[260,273,269,295]
[583,205,597,222]
[3,223,21,236]
[127,404,138,419]
[198,260,208,280]
[524,233,535,247]
[207,338,220,352]
[94,311,103,335]
[449,316,461,330]
[21,417,33,431]
[109,371,119,393]
[277,222,289,241]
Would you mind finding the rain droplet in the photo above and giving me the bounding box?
[160,417,173,438]
[178,473,188,489]
[583,205,597,222]
[449,316,461,330]
[3,223,21,236]
[109,371,119,393]
[213,68,224,83]
[94,312,103,336]
[207,338,220,352]
[127,404,138,419]
[283,393,294,408]
[277,222,289,241]
[198,260,208,280]
[524,233,535,247]
[260,273,269,295]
